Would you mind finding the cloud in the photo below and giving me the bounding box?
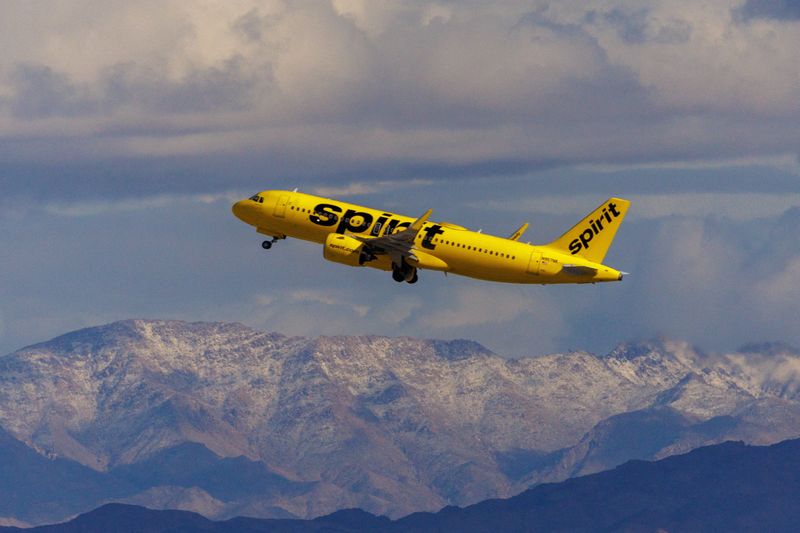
[423,286,538,329]
[4,1,800,360]
[754,257,800,321]
[1,1,800,201]
[4,189,800,358]
[310,179,434,198]
[43,191,242,217]
[256,288,371,320]
[739,0,800,20]
[613,207,800,350]
[473,193,800,220]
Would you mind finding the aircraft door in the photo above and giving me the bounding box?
[527,251,542,274]
[274,194,290,218]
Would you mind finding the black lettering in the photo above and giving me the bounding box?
[579,229,594,249]
[569,239,582,254]
[421,224,445,249]
[310,203,341,227]
[383,219,401,235]
[608,202,621,217]
[590,219,599,233]
[336,209,373,234]
[603,208,612,223]
[371,214,391,236]
[392,222,411,234]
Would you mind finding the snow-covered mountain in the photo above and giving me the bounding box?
[1,320,799,525]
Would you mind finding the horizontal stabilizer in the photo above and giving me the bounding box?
[561,265,598,276]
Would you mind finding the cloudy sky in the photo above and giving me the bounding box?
[2,0,800,357]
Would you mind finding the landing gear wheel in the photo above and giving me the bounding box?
[407,271,419,284]
[392,268,405,282]
[261,240,273,250]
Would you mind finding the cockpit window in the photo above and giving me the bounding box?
[249,194,264,203]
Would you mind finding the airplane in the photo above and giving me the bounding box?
[232,190,629,285]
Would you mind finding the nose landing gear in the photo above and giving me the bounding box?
[261,236,283,250]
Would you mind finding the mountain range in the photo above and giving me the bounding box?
[4,437,800,532]
[1,319,800,526]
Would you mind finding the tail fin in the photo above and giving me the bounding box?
[546,198,630,263]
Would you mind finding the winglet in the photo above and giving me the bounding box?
[509,222,529,241]
[410,209,433,232]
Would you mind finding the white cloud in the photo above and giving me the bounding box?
[43,191,243,217]
[255,288,371,320]
[754,257,800,320]
[310,179,434,198]
[374,294,424,326]
[474,193,800,220]
[1,1,799,175]
[422,285,549,329]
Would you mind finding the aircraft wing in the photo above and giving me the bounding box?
[348,209,433,264]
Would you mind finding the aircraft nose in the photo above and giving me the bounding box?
[232,200,247,222]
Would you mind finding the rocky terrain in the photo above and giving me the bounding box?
[1,320,799,525]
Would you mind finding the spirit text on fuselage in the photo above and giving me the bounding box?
[309,203,445,249]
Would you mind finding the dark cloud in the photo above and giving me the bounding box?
[739,0,800,21]
[589,8,692,45]
[1,2,798,203]
[101,56,268,113]
[592,8,650,44]
[5,58,266,120]
[231,8,265,42]
[2,152,800,210]
[8,64,98,119]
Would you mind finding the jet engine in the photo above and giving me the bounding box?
[323,233,373,267]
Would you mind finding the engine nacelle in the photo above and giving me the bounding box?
[323,233,372,267]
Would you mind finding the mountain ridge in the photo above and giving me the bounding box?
[2,319,800,524]
[5,437,800,532]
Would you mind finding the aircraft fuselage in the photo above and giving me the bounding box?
[232,190,627,284]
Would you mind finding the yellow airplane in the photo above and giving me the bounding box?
[232,190,629,285]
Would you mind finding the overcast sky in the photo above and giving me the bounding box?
[2,0,800,357]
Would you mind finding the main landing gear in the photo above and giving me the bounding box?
[392,261,418,284]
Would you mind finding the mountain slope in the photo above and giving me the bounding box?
[7,437,800,532]
[1,320,800,524]
[0,427,133,525]
[393,437,800,532]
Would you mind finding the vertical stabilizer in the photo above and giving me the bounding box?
[546,198,630,263]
